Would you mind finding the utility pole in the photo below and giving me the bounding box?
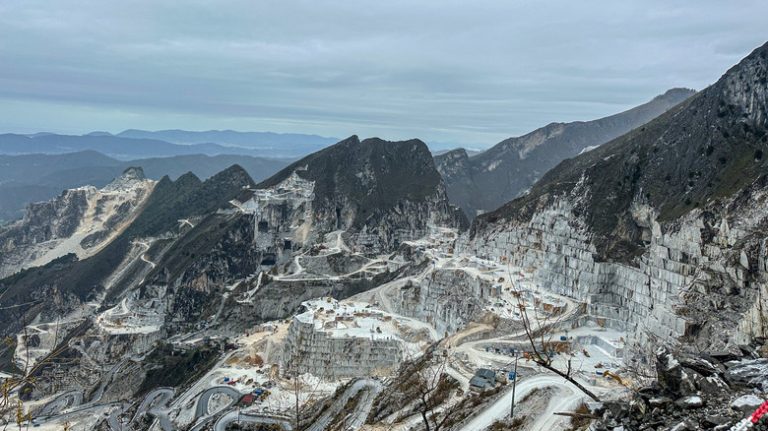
[510,353,519,418]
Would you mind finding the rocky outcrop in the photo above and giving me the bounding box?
[388,267,494,336]
[434,88,695,218]
[0,167,154,278]
[3,188,89,244]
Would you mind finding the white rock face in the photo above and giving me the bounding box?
[730,394,763,411]
[280,298,432,378]
[461,198,768,358]
[236,171,315,257]
[388,268,494,336]
[678,395,703,408]
[234,168,463,257]
[0,170,155,278]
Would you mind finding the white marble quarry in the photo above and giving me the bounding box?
[0,170,155,278]
[231,170,461,255]
[280,299,431,379]
[461,200,767,358]
[737,238,768,342]
[237,172,316,253]
[389,268,494,336]
[347,226,431,254]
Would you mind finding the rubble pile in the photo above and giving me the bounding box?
[593,348,768,430]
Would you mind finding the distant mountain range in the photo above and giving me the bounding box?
[115,129,338,155]
[0,130,339,160]
[434,88,696,218]
[0,151,290,222]
[0,133,253,159]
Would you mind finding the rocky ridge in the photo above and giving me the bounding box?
[434,88,695,218]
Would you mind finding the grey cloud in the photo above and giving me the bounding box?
[0,0,766,146]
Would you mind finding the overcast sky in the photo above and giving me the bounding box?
[1,1,766,148]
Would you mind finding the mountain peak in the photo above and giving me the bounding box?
[206,164,255,190]
[102,166,148,192]
[255,135,465,237]
[121,166,146,181]
[654,87,697,102]
[338,135,361,145]
[174,171,203,188]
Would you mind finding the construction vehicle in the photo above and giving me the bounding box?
[603,370,626,386]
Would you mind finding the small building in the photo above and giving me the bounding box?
[470,368,497,392]
[475,368,496,382]
[469,376,495,392]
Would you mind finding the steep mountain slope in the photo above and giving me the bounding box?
[435,88,695,217]
[465,42,768,358]
[0,165,255,337]
[117,129,338,157]
[0,151,289,222]
[0,167,154,279]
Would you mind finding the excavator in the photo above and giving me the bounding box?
[603,370,627,386]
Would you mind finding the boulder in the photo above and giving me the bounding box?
[702,415,729,428]
[725,359,768,390]
[669,420,695,431]
[730,394,764,414]
[681,357,721,376]
[675,395,704,409]
[648,396,673,408]
[692,373,729,395]
[657,349,696,396]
